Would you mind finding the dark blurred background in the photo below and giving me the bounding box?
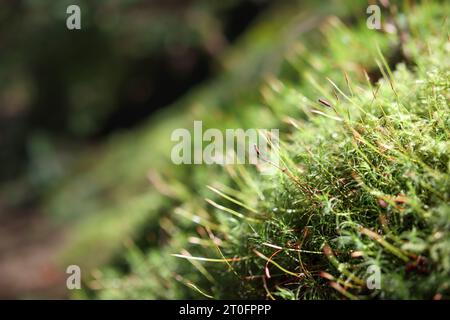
[0,0,273,200]
[0,0,277,298]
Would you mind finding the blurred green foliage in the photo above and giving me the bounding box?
[0,0,274,184]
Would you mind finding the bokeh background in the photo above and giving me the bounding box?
[0,0,280,298]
